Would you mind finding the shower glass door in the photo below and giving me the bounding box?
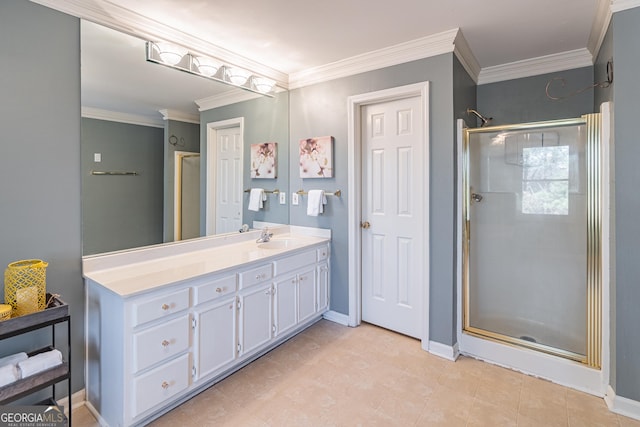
[463,116,601,367]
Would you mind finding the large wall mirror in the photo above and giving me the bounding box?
[81,21,289,255]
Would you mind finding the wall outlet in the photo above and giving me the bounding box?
[292,192,299,205]
[279,192,286,205]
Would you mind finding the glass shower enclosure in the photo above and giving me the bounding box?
[462,115,601,368]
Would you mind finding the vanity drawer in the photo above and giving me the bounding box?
[133,353,190,418]
[273,250,316,276]
[133,314,190,372]
[239,264,273,289]
[193,275,236,305]
[317,246,329,262]
[133,288,190,327]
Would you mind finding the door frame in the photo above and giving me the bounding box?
[174,151,200,241]
[205,117,244,236]
[347,82,430,349]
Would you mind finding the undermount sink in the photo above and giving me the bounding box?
[257,239,298,250]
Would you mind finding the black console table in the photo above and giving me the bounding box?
[0,294,71,426]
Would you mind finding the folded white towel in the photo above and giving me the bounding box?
[18,349,63,378]
[0,352,28,369]
[0,363,20,387]
[248,188,266,212]
[307,190,327,216]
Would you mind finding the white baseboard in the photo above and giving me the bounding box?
[322,310,350,326]
[57,388,85,415]
[606,385,640,421]
[428,340,460,361]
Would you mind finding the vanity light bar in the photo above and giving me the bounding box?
[145,41,276,97]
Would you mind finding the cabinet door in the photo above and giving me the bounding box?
[317,262,329,313]
[195,297,237,380]
[239,282,273,356]
[297,268,317,324]
[274,274,297,337]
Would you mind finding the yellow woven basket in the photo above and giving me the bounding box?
[4,259,48,317]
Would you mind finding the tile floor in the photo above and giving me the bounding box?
[74,320,640,426]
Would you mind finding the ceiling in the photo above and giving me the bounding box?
[67,0,610,122]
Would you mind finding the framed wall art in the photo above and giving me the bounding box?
[299,136,333,178]
[250,142,277,178]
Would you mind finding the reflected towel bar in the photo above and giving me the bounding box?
[244,189,280,194]
[91,170,138,176]
[296,189,341,197]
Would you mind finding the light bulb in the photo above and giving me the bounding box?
[252,76,276,93]
[193,56,222,77]
[225,67,251,85]
[153,42,188,66]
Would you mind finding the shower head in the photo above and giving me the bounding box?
[466,108,493,127]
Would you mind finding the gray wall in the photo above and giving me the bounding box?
[199,92,289,233]
[289,55,458,345]
[477,67,594,125]
[82,118,164,255]
[0,1,84,395]
[164,119,200,242]
[609,6,640,403]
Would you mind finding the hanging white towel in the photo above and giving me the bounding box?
[17,349,63,378]
[0,364,20,387]
[0,352,28,369]
[307,190,327,216]
[248,188,266,212]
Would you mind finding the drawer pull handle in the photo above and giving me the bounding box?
[161,303,170,311]
[161,340,170,347]
[255,273,266,280]
[161,381,169,390]
[216,287,223,293]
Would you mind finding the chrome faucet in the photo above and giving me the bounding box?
[256,227,273,243]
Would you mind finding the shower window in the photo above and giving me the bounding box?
[521,145,569,215]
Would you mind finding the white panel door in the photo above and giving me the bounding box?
[361,95,424,338]
[216,126,243,234]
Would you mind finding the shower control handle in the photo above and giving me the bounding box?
[471,193,483,203]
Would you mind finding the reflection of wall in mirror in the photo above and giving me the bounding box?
[81,118,164,255]
[199,91,290,235]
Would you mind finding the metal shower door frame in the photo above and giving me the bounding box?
[462,115,602,368]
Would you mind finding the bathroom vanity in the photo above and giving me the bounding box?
[83,226,330,427]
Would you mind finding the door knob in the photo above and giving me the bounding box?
[471,193,483,203]
[361,221,371,229]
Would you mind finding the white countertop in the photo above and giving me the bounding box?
[83,227,330,297]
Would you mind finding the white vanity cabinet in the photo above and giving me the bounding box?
[192,274,237,381]
[85,235,330,427]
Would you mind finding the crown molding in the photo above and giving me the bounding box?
[453,29,480,83]
[195,89,262,112]
[158,109,200,124]
[477,48,594,85]
[29,0,289,88]
[289,29,459,89]
[588,0,613,58]
[82,107,165,128]
[611,0,640,12]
